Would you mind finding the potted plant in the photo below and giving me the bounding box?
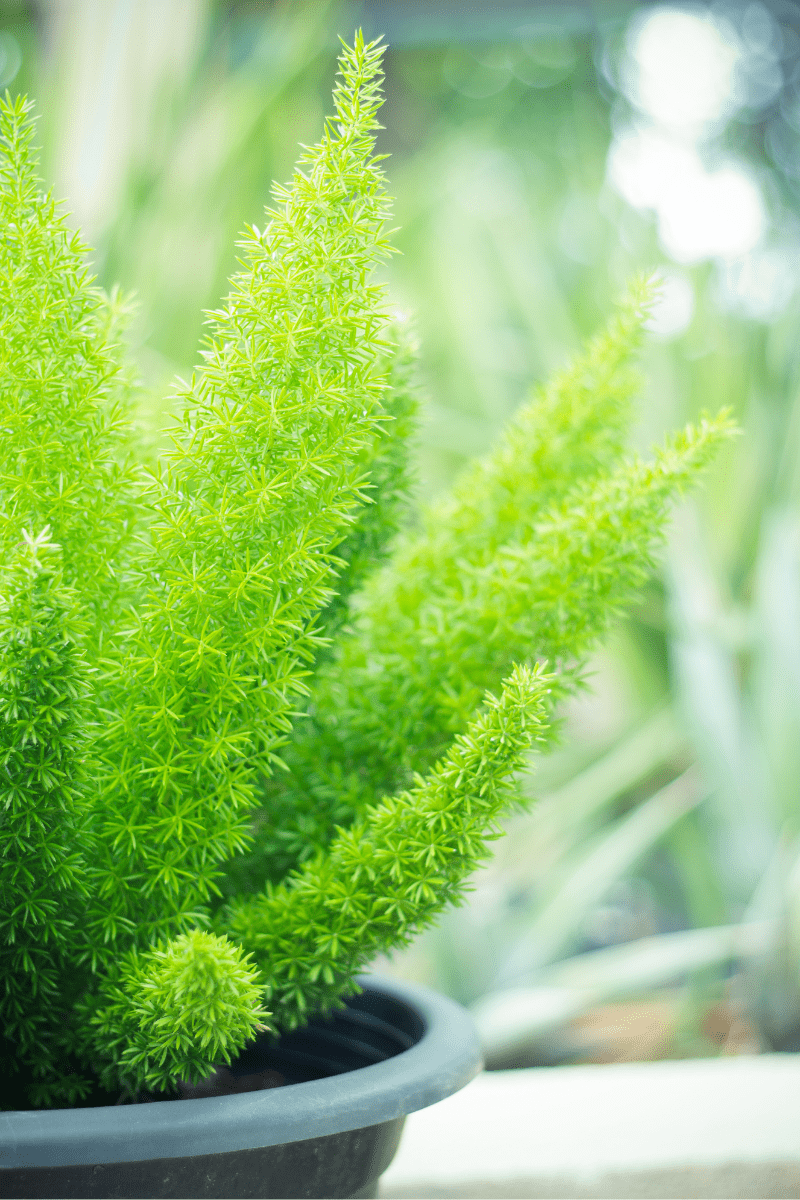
[0,31,732,1200]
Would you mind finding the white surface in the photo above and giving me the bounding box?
[381,1055,800,1192]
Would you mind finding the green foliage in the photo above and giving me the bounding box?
[220,664,551,1027]
[0,34,733,1109]
[217,318,421,894]
[0,530,96,1107]
[0,94,139,654]
[315,318,421,645]
[83,930,270,1097]
[85,31,395,957]
[229,292,731,892]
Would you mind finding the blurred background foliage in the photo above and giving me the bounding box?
[6,0,800,1065]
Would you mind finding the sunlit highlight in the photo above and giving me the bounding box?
[623,7,743,135]
[608,4,774,274]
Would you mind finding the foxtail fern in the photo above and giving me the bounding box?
[0,35,735,1109]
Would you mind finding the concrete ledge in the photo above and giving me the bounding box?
[380,1055,800,1199]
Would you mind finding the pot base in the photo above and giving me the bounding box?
[3,1116,405,1199]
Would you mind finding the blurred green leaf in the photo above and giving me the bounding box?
[494,768,704,984]
[473,920,770,1065]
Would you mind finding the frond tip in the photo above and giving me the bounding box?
[88,930,270,1096]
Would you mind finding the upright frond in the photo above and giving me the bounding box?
[0,95,140,656]
[89,35,395,958]
[215,318,422,896]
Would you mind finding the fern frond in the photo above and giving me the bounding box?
[216,318,421,896]
[218,664,551,1028]
[0,95,140,655]
[301,412,734,805]
[84,930,269,1097]
[86,33,395,959]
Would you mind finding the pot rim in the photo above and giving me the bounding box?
[0,973,482,1169]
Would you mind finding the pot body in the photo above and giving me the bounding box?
[1,974,482,1199]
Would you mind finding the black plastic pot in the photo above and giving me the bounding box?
[1,973,481,1199]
